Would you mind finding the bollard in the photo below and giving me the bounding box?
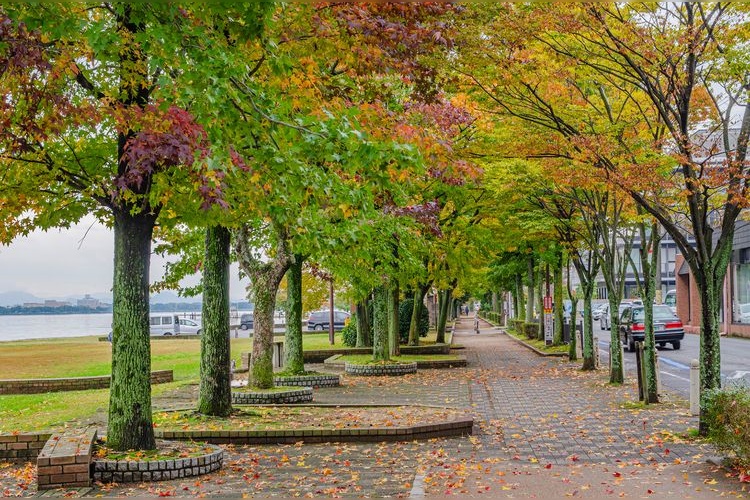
[654,350,662,398]
[593,336,600,369]
[690,359,700,416]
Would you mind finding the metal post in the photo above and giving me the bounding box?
[690,359,700,416]
[635,341,644,401]
[654,349,662,398]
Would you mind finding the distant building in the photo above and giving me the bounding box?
[44,300,71,308]
[22,302,44,308]
[77,294,101,308]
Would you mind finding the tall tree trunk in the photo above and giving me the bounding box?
[198,225,232,417]
[526,256,535,322]
[408,285,429,346]
[235,225,292,390]
[581,283,596,371]
[537,266,545,341]
[388,284,400,356]
[108,210,157,451]
[515,274,524,320]
[372,287,390,361]
[436,288,452,344]
[566,259,578,361]
[284,254,305,375]
[553,252,564,345]
[355,299,371,348]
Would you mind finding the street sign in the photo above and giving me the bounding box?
[544,312,553,345]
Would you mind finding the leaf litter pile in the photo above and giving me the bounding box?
[153,406,468,432]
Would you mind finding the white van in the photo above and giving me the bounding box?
[149,314,202,336]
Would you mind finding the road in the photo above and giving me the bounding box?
[595,322,750,398]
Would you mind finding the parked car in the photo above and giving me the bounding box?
[240,313,254,330]
[600,300,642,330]
[619,303,684,351]
[307,310,350,331]
[592,304,607,321]
[149,314,202,336]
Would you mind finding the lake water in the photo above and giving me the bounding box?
[0,312,274,342]
[0,313,114,341]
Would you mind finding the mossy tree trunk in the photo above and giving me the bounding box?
[108,209,157,451]
[284,254,306,375]
[553,251,564,346]
[515,274,524,320]
[537,266,544,341]
[198,225,232,417]
[235,224,292,390]
[526,256,535,323]
[436,287,452,344]
[355,299,371,347]
[372,286,390,361]
[566,259,578,361]
[408,284,429,346]
[388,284,400,356]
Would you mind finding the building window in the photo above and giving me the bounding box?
[732,257,750,324]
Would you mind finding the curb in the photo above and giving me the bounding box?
[503,330,568,358]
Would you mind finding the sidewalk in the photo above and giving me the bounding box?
[4,317,746,498]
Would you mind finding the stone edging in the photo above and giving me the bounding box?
[344,362,418,376]
[273,374,340,388]
[232,387,313,404]
[503,331,568,357]
[0,432,51,463]
[326,355,466,370]
[154,417,473,445]
[0,370,173,395]
[92,445,223,484]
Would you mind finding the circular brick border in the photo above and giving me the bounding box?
[344,362,417,376]
[92,443,223,484]
[273,374,340,388]
[232,386,313,404]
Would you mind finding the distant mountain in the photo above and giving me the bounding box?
[0,291,44,307]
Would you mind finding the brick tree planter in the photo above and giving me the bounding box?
[0,370,173,395]
[0,432,51,463]
[344,362,418,377]
[232,386,313,404]
[273,374,340,388]
[92,444,223,484]
[37,427,97,490]
[156,416,474,445]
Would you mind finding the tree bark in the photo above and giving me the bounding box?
[408,285,429,346]
[526,256,535,322]
[355,299,371,347]
[537,266,544,341]
[198,225,232,417]
[436,288,451,344]
[372,287,390,361]
[581,282,596,371]
[388,284,400,356]
[108,210,157,451]
[553,252,564,345]
[284,254,305,375]
[566,259,578,361]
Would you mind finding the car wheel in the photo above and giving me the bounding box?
[240,324,248,330]
[314,324,323,331]
[628,335,635,352]
[196,329,201,336]
[672,340,681,350]
[658,342,666,348]
[600,319,605,330]
[164,332,172,336]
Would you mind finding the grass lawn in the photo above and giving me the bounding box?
[505,329,569,355]
[336,353,461,364]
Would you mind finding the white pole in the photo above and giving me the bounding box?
[690,359,700,416]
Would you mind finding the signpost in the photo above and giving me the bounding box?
[543,296,553,346]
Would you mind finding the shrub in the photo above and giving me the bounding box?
[703,384,750,466]
[398,298,429,343]
[523,322,537,340]
[511,319,525,333]
[340,321,358,347]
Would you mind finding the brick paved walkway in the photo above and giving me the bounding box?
[3,317,744,498]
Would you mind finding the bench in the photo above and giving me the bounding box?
[37,427,97,490]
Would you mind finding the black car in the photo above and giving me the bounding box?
[307,310,350,331]
[239,313,254,330]
[619,304,684,351]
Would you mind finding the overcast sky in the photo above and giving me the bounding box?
[0,215,250,301]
